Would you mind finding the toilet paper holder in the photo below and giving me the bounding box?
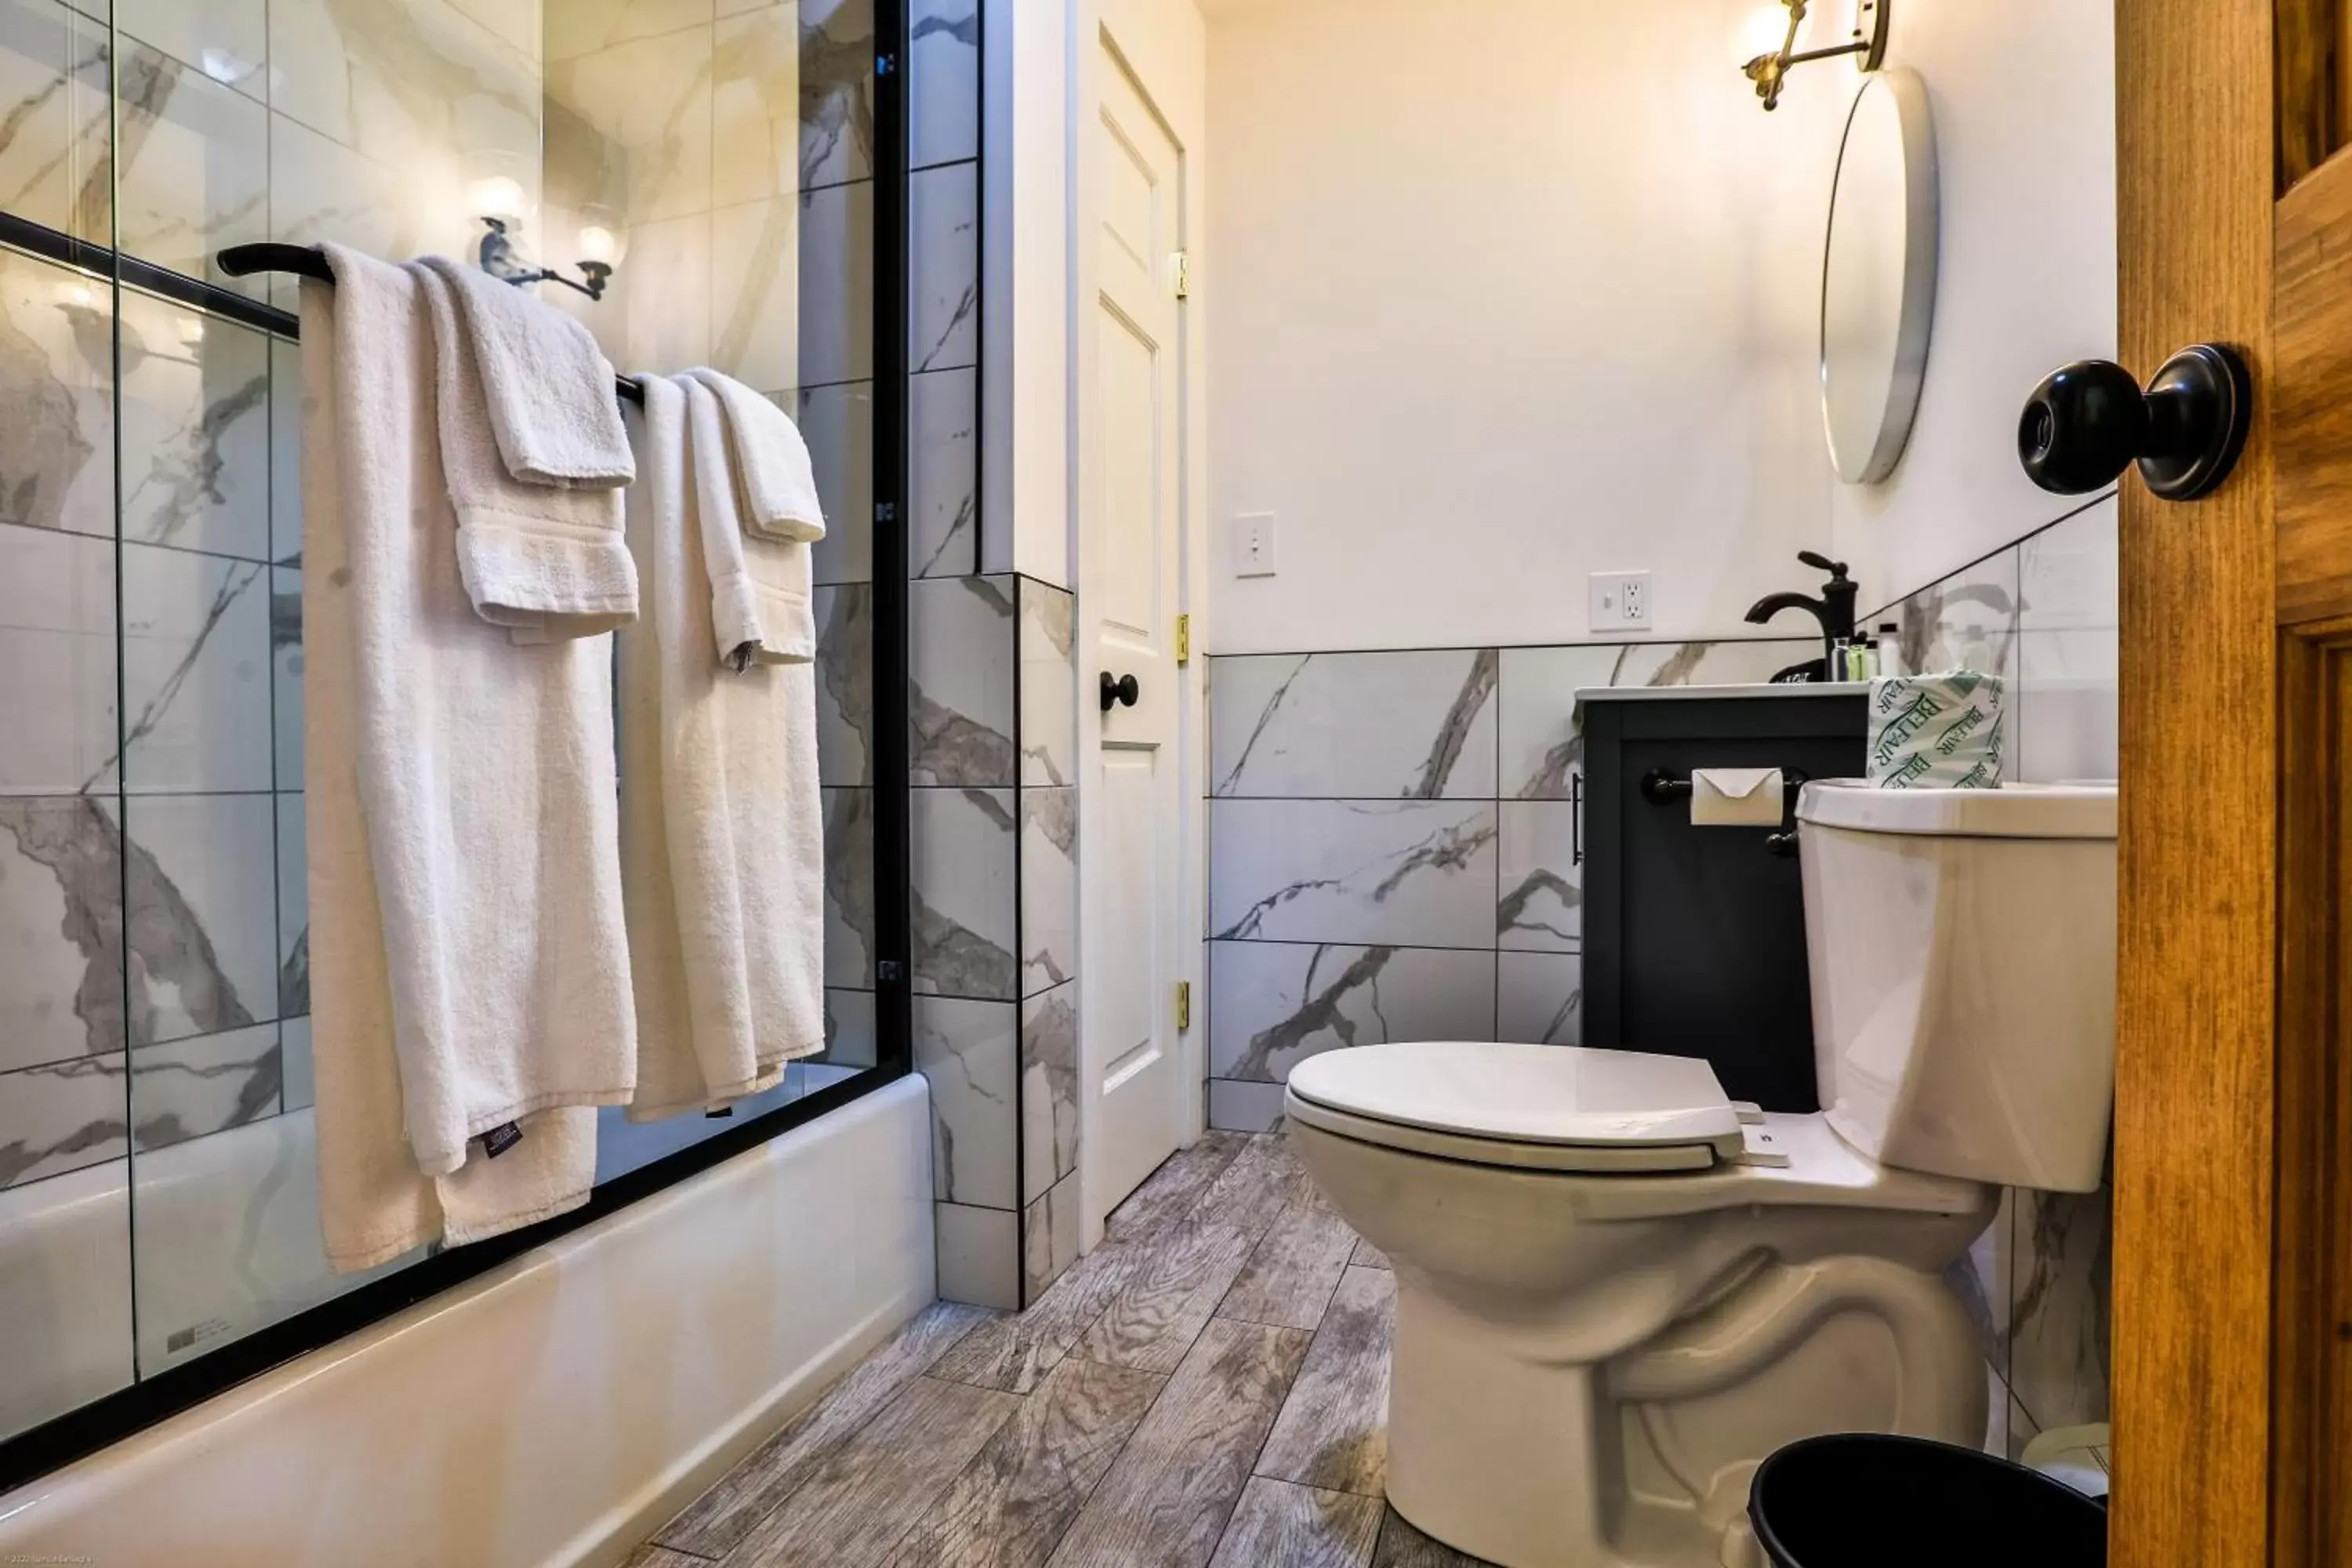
[1641,768,1811,858]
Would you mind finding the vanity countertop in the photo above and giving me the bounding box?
[1575,681,1871,703]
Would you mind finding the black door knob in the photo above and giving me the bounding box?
[2017,343,2251,501]
[1099,671,1139,711]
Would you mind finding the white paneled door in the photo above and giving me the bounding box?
[1083,43,1189,1216]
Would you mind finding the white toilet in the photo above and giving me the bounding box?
[1286,781,2117,1568]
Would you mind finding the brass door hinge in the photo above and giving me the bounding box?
[1172,249,1192,299]
[1175,980,1192,1031]
[1176,613,1191,666]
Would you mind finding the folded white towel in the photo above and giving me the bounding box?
[619,373,827,1111]
[413,253,633,489]
[302,252,622,1270]
[681,368,829,543]
[677,376,816,670]
[412,261,637,643]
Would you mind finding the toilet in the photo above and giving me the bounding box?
[1286,781,2118,1568]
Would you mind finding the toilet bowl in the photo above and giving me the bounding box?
[1287,781,2117,1568]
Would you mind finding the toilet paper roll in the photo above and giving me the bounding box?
[1868,670,2006,789]
[1690,768,1784,826]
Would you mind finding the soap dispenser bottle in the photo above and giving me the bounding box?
[1875,622,1904,679]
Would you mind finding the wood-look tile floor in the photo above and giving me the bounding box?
[631,1131,1494,1568]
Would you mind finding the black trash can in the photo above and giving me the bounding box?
[1749,1434,2107,1568]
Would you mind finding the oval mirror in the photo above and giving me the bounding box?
[1820,67,1939,485]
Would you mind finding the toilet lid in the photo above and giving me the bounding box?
[1285,1042,1746,1171]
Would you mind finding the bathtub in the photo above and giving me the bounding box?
[0,1073,934,1566]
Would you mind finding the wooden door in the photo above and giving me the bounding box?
[1080,43,1190,1214]
[2114,5,2349,1566]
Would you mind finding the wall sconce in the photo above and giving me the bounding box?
[477,217,617,302]
[1740,0,1889,111]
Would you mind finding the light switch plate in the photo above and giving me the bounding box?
[1589,570,1652,632]
[1235,511,1277,578]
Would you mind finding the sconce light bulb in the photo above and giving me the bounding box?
[1734,2,1793,67]
[468,176,528,222]
[577,224,618,265]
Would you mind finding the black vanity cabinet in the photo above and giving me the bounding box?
[1581,688,1870,1113]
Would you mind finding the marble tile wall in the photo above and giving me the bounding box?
[1203,493,2119,1451]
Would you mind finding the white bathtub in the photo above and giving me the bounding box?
[0,1073,935,1567]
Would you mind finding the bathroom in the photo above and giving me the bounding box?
[0,0,2330,1564]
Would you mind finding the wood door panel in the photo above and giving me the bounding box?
[2273,156,2352,623]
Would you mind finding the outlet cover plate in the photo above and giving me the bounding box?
[1589,570,1652,632]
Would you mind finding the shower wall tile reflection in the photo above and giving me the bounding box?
[0,0,111,245]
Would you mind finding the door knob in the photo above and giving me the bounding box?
[2016,343,2251,501]
[1099,671,1140,711]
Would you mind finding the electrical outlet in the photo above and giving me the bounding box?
[1589,571,1653,632]
[1235,511,1278,578]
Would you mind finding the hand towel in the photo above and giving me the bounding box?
[677,376,816,670]
[412,253,633,488]
[617,372,827,1113]
[1867,670,2007,789]
[412,261,637,643]
[681,368,829,543]
[303,246,637,1269]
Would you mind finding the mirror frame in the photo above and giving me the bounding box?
[1820,66,1940,485]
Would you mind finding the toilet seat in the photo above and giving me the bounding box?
[1284,1041,1748,1174]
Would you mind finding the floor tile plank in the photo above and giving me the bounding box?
[1256,1265,1396,1496]
[1076,1221,1258,1374]
[624,1548,711,1568]
[1370,1507,1499,1568]
[882,1356,1168,1568]
[1218,1199,1359,1330]
[1108,1131,1252,1243]
[728,1376,1022,1567]
[1207,1476,1382,1568]
[931,1239,1151,1394]
[1185,1134,1308,1240]
[657,1301,995,1557]
[1351,1237,1391,1270]
[1044,1317,1313,1568]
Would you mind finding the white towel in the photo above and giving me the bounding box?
[681,368,829,543]
[413,253,633,489]
[678,376,817,670]
[618,373,827,1112]
[303,247,637,1272]
[412,261,637,643]
[299,255,621,1279]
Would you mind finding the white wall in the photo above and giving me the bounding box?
[1199,0,2117,654]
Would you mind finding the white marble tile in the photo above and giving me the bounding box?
[2009,1183,2111,1433]
[113,543,272,793]
[709,196,800,392]
[2005,1392,2043,1465]
[267,335,301,566]
[271,567,302,789]
[0,1156,133,1436]
[1019,787,1076,996]
[0,0,111,243]
[278,1014,312,1112]
[1955,1187,2015,1377]
[935,1197,1019,1311]
[123,792,278,1044]
[799,0,873,190]
[909,0,978,169]
[1020,982,1077,1206]
[820,985,876,1069]
[821,786,875,988]
[911,368,977,577]
[814,582,873,787]
[1019,579,1076,788]
[263,111,411,314]
[1207,1079,1287,1134]
[1208,941,1495,1083]
[546,0,712,63]
[130,1020,279,1152]
[1497,800,1578,953]
[0,247,116,542]
[910,574,1015,787]
[274,792,305,1018]
[913,995,1016,1210]
[1496,951,1581,1046]
[0,797,123,1068]
[114,38,268,293]
[118,292,270,561]
[802,379,873,583]
[1212,649,1498,801]
[1894,552,2022,688]
[1497,641,1816,800]
[912,786,1016,1000]
[909,159,977,373]
[710,3,797,207]
[2015,630,2118,785]
[0,521,115,795]
[798,176,875,387]
[604,210,713,372]
[2018,497,2119,634]
[1209,799,1497,949]
[0,1051,125,1185]
[1022,1168,1080,1305]
[117,0,266,99]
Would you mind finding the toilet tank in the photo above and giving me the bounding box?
[1795,781,2116,1192]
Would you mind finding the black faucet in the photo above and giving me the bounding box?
[1745,550,1859,682]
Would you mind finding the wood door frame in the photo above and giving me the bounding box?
[2114,4,2347,1564]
